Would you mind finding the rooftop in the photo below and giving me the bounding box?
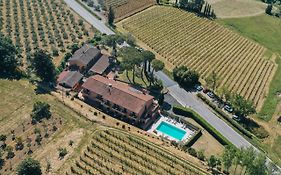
[69,44,101,65]
[82,75,154,115]
[58,70,83,89]
[89,55,111,74]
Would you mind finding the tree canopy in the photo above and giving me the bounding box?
[221,146,268,175]
[120,47,144,83]
[17,158,42,175]
[151,59,164,72]
[141,50,155,73]
[108,6,115,26]
[30,50,56,82]
[231,93,256,117]
[206,71,219,92]
[173,66,200,88]
[31,101,52,122]
[0,33,21,77]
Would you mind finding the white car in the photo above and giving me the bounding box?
[195,85,203,91]
[232,115,241,122]
[207,92,215,98]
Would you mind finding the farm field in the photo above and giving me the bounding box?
[207,0,266,19]
[118,6,277,109]
[218,14,281,120]
[103,0,155,21]
[0,79,96,174]
[218,15,281,166]
[0,0,95,65]
[66,129,209,175]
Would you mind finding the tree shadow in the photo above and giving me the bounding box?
[162,101,172,111]
[34,81,55,95]
[0,70,24,80]
[0,159,5,170]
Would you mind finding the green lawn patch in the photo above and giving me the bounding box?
[117,70,150,88]
[218,15,281,54]
[259,58,281,120]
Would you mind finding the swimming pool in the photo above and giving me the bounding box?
[156,121,186,141]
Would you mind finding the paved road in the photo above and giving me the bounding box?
[64,0,115,35]
[155,71,252,148]
[155,71,281,174]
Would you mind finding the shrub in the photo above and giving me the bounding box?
[251,127,269,139]
[93,112,97,116]
[188,148,197,157]
[171,140,178,147]
[58,147,68,158]
[17,158,42,175]
[173,105,231,146]
[197,150,205,161]
[278,116,281,123]
[31,102,52,122]
[35,135,42,145]
[69,140,74,146]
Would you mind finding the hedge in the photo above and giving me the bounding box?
[196,93,253,139]
[185,130,202,147]
[173,105,232,146]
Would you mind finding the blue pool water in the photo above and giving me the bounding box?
[156,122,186,141]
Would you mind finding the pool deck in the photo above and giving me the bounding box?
[148,115,195,142]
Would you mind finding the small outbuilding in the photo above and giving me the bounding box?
[68,44,101,72]
[57,70,83,90]
[89,55,112,75]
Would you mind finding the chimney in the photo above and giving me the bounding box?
[107,84,112,94]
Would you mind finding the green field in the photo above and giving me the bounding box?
[218,15,281,120]
[218,15,281,54]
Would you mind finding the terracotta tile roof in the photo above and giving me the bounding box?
[90,55,111,74]
[82,75,154,115]
[58,71,83,88]
[69,44,101,66]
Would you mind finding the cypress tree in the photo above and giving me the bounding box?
[203,3,207,16]
[108,6,115,26]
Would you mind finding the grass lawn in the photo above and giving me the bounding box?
[218,14,281,53]
[117,70,150,88]
[218,15,281,120]
[272,136,281,163]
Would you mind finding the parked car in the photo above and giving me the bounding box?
[203,88,209,93]
[217,101,224,108]
[195,85,203,91]
[224,105,233,113]
[207,92,215,98]
[232,115,241,122]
